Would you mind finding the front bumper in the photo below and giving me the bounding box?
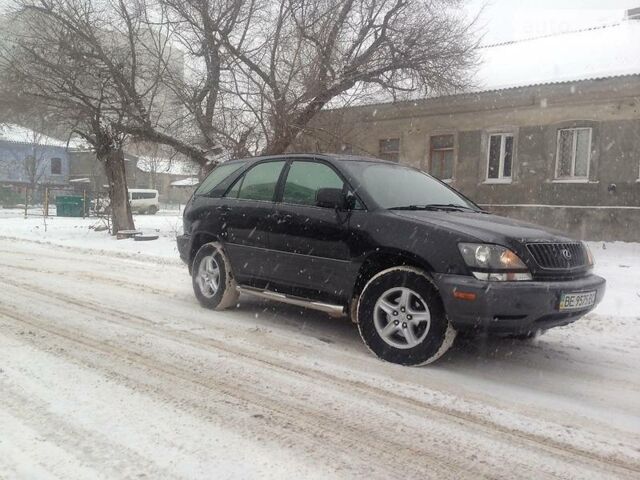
[435,273,606,334]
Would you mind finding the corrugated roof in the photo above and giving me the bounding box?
[170,177,199,187]
[136,156,200,176]
[0,123,89,149]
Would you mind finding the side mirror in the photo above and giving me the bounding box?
[316,188,345,209]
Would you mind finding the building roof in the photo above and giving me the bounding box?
[0,123,88,149]
[343,16,640,108]
[475,20,640,92]
[136,156,200,176]
[170,177,199,187]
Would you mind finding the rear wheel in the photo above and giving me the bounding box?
[357,267,456,366]
[147,205,158,215]
[192,243,239,310]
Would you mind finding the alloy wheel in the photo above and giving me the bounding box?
[373,287,431,349]
[197,255,220,298]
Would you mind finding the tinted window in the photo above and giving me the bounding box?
[226,161,285,202]
[194,162,246,196]
[343,162,476,210]
[282,161,344,206]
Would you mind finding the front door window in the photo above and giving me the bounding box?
[282,161,345,206]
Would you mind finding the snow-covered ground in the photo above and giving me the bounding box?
[0,207,183,261]
[1,209,639,479]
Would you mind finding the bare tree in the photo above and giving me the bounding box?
[1,0,478,192]
[22,129,51,217]
[154,0,478,157]
[0,0,143,233]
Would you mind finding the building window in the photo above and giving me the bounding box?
[486,133,514,182]
[429,134,454,180]
[378,138,400,162]
[555,128,591,180]
[50,157,62,175]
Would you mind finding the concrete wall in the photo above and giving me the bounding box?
[69,151,137,192]
[303,76,640,241]
[135,170,195,205]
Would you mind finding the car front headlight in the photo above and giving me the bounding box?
[458,243,532,281]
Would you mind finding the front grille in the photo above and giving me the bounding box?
[526,242,587,270]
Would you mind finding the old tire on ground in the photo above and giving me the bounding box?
[192,243,239,310]
[147,205,158,215]
[357,267,456,366]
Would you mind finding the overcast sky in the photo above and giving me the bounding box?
[0,0,636,44]
[468,0,640,44]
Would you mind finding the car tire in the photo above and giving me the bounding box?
[192,243,239,310]
[356,267,456,366]
[147,205,158,215]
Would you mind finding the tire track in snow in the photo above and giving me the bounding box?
[0,273,638,478]
[0,374,184,480]
[0,306,470,480]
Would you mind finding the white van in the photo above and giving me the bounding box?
[128,189,159,215]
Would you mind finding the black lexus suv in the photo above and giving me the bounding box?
[177,154,606,365]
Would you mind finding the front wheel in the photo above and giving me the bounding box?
[147,205,158,215]
[357,267,456,366]
[192,243,239,310]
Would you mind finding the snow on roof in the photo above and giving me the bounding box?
[475,20,640,92]
[136,156,200,176]
[0,123,89,149]
[170,177,199,187]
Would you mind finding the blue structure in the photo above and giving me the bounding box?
[0,124,71,189]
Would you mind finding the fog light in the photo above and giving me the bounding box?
[453,290,477,301]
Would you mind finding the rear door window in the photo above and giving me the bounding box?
[226,161,286,202]
[194,162,246,196]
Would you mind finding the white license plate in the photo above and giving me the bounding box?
[558,291,596,311]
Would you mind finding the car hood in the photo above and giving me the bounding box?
[391,210,574,244]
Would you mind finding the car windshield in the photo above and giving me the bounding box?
[343,161,479,211]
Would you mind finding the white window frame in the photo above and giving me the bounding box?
[485,133,514,184]
[554,127,592,181]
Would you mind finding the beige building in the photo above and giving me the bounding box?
[303,14,640,241]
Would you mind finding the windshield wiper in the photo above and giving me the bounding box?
[389,203,479,212]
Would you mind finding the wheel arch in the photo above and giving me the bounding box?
[351,249,435,302]
[188,231,220,273]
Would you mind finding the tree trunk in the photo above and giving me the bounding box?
[101,148,134,235]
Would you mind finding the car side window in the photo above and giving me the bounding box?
[282,161,345,207]
[225,161,285,202]
[194,161,246,196]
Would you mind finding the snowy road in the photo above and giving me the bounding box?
[1,238,639,479]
